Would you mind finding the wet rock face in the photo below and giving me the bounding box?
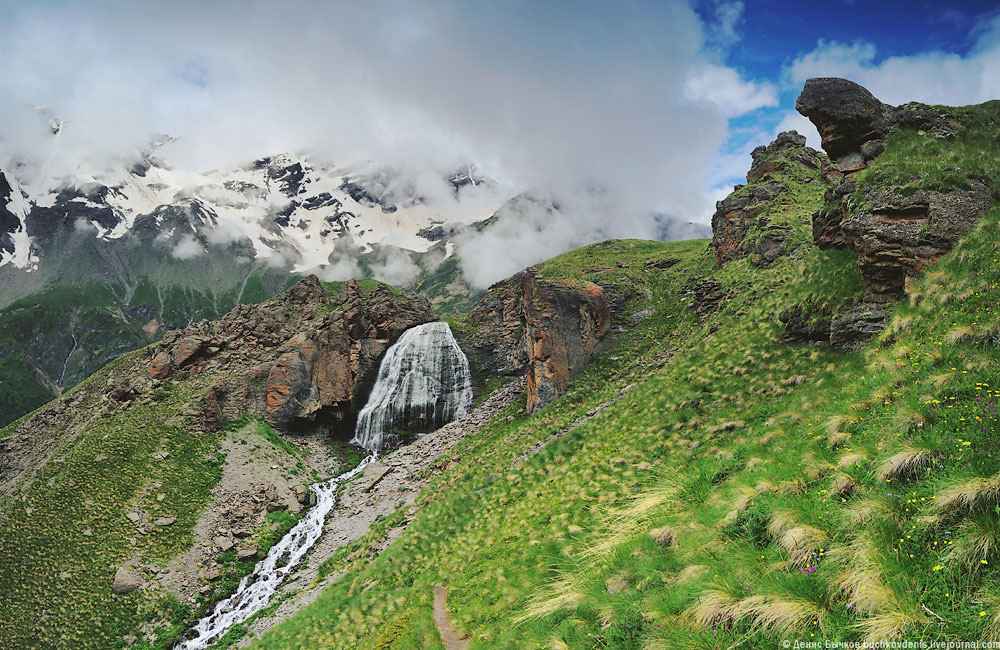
[796,77,887,161]
[466,269,611,413]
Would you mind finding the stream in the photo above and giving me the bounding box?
[174,321,472,648]
[174,455,373,649]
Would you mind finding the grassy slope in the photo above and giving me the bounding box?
[244,105,1000,648]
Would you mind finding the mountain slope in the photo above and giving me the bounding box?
[237,82,1000,648]
[1,77,997,649]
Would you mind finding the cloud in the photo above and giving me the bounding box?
[368,248,420,287]
[785,20,1000,106]
[171,233,205,260]
[0,0,784,287]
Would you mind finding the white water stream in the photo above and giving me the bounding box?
[175,321,472,648]
[175,455,373,649]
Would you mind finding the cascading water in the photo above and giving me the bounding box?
[175,321,472,649]
[352,321,473,453]
[175,458,372,650]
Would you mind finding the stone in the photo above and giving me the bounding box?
[830,305,889,350]
[465,268,611,413]
[153,517,176,526]
[215,536,234,552]
[796,77,887,159]
[112,566,142,594]
[236,546,259,560]
[126,511,143,524]
[204,567,221,581]
[293,485,310,505]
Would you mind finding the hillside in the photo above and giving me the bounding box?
[238,80,1000,648]
[0,76,998,650]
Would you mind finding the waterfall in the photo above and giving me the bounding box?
[352,321,473,453]
[175,321,472,648]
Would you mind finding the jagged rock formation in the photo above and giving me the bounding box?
[464,269,611,413]
[798,77,994,303]
[710,131,825,267]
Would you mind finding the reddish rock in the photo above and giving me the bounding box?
[150,352,171,380]
[467,269,611,413]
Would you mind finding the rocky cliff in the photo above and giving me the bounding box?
[711,131,826,268]
[798,77,994,304]
[464,269,611,413]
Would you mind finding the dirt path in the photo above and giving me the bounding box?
[433,585,469,650]
[235,378,524,646]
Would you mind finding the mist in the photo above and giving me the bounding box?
[0,1,779,287]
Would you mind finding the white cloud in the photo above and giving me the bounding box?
[0,0,792,287]
[785,20,1000,106]
[683,64,778,117]
[171,233,205,259]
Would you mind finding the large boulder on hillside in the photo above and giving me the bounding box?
[111,566,142,595]
[796,77,887,161]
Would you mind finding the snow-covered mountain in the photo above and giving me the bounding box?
[0,145,504,275]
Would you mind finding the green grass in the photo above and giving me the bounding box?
[856,100,1000,198]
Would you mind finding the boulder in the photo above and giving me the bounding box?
[112,566,142,595]
[795,78,887,160]
[152,517,176,526]
[236,546,259,560]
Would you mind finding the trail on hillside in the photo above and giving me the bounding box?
[433,585,469,650]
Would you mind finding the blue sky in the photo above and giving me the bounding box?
[686,0,1000,196]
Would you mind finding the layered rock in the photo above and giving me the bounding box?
[710,131,824,267]
[465,269,611,413]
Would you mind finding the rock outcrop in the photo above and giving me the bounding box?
[465,269,611,413]
[131,275,434,434]
[796,77,887,165]
[710,131,824,267]
[797,77,993,303]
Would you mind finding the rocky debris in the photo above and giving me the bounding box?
[240,379,524,639]
[682,278,728,321]
[112,566,142,594]
[293,485,310,505]
[236,546,259,560]
[796,77,887,163]
[711,131,824,267]
[466,269,611,413]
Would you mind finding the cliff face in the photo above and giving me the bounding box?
[466,269,611,413]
